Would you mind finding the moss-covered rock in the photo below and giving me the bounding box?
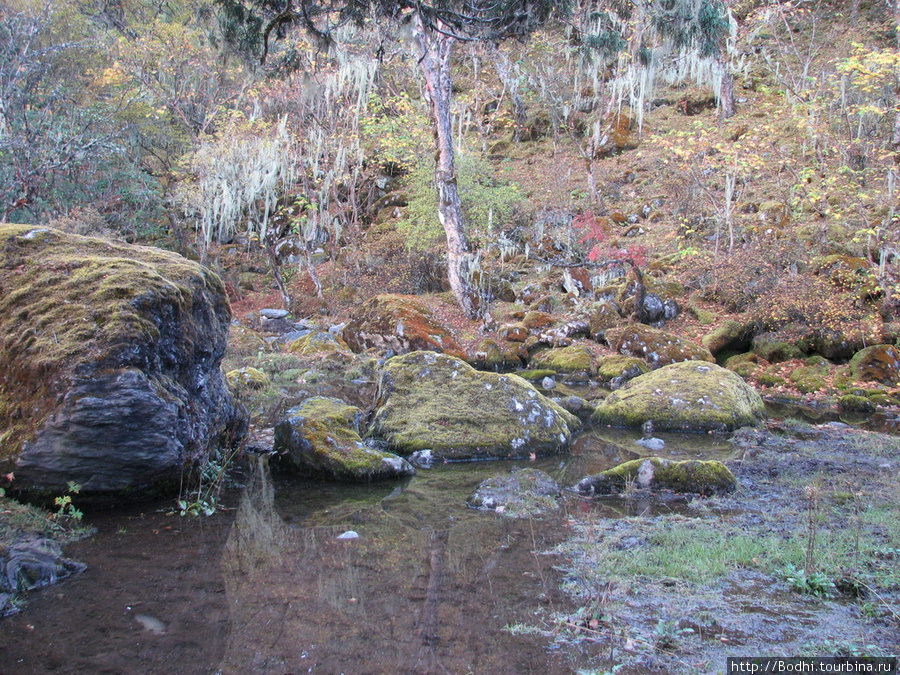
[288,331,351,356]
[467,338,520,371]
[273,397,414,482]
[528,345,596,377]
[591,361,765,432]
[702,320,751,355]
[583,300,622,341]
[467,468,561,518]
[574,457,736,496]
[226,367,271,391]
[787,362,831,394]
[752,333,803,362]
[838,394,876,414]
[369,351,581,460]
[605,324,715,368]
[342,294,464,357]
[848,344,900,386]
[596,354,649,389]
[0,225,245,495]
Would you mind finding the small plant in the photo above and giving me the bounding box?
[653,618,693,651]
[176,447,242,517]
[52,482,83,522]
[782,563,836,598]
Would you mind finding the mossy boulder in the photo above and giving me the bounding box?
[848,344,900,386]
[528,345,596,378]
[596,354,649,389]
[369,351,581,460]
[273,397,414,482]
[342,294,464,357]
[787,362,831,394]
[592,361,765,432]
[752,333,803,363]
[288,331,350,356]
[467,338,520,371]
[605,324,715,369]
[574,458,736,496]
[0,225,245,495]
[702,320,752,355]
[467,468,561,518]
[226,367,271,391]
[584,300,622,341]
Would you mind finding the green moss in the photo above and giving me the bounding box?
[605,324,714,368]
[0,225,229,462]
[370,351,580,459]
[752,334,803,362]
[226,367,271,390]
[848,344,900,385]
[591,361,765,432]
[528,345,596,375]
[787,363,831,394]
[702,320,750,355]
[593,457,736,496]
[757,371,787,387]
[518,369,557,380]
[273,396,412,481]
[838,394,875,413]
[288,331,350,356]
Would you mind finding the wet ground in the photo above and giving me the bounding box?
[0,423,896,674]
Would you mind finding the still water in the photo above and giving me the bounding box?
[0,429,736,675]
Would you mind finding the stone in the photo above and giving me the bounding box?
[288,331,351,356]
[342,294,464,357]
[528,345,596,377]
[584,300,622,341]
[259,308,290,319]
[849,344,900,385]
[597,354,649,390]
[702,320,752,355]
[225,367,271,390]
[273,396,414,482]
[605,324,715,369]
[369,351,581,460]
[467,468,562,518]
[592,361,765,432]
[752,333,803,363]
[574,458,736,496]
[0,225,245,495]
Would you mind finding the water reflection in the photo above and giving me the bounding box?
[216,457,580,675]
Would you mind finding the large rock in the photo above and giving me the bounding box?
[0,225,245,494]
[369,351,581,460]
[273,397,414,482]
[605,324,714,369]
[592,361,765,432]
[849,344,900,385]
[342,294,464,357]
[574,458,736,496]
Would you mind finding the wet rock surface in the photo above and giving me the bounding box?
[574,457,737,496]
[468,468,562,518]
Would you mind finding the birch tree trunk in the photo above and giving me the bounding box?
[413,15,482,319]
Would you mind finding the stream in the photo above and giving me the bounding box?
[0,428,738,675]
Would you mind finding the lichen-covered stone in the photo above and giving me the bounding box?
[342,294,464,357]
[583,300,622,341]
[848,344,900,386]
[370,351,581,460]
[0,225,245,495]
[702,320,751,355]
[787,362,831,394]
[752,333,803,363]
[591,361,765,432]
[273,396,414,482]
[467,338,520,371]
[226,367,271,390]
[528,345,596,377]
[605,324,714,368]
[596,354,649,389]
[574,457,736,496]
[288,331,350,356]
[467,468,561,518]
